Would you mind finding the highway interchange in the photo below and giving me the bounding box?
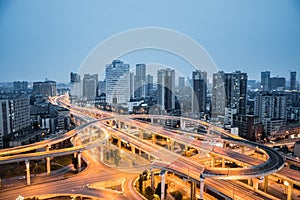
[0,95,300,200]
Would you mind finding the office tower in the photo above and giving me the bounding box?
[106,60,130,104]
[212,71,247,118]
[146,74,154,97]
[32,80,57,97]
[270,77,285,91]
[82,74,98,100]
[157,68,175,112]
[0,96,31,148]
[254,92,287,121]
[261,71,270,92]
[98,80,106,95]
[290,71,297,90]
[13,81,28,91]
[178,77,185,89]
[192,70,207,114]
[70,72,82,100]
[135,64,146,98]
[130,72,135,98]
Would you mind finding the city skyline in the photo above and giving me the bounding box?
[1,1,300,82]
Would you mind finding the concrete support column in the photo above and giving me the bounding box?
[211,156,215,167]
[117,138,121,148]
[117,121,121,129]
[139,130,143,139]
[252,178,259,191]
[148,154,151,161]
[200,174,205,200]
[151,134,156,144]
[100,147,104,162]
[161,170,166,200]
[190,181,196,200]
[131,146,135,154]
[207,126,210,135]
[46,157,51,175]
[222,157,225,168]
[139,149,142,156]
[151,168,154,191]
[170,139,174,152]
[25,160,30,185]
[180,118,185,130]
[287,182,293,200]
[77,151,82,172]
[150,117,154,124]
[247,178,252,186]
[263,176,269,192]
[46,145,51,175]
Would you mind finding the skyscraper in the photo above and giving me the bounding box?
[212,71,247,119]
[70,72,82,100]
[261,71,270,92]
[82,74,98,100]
[146,74,153,97]
[130,72,135,98]
[178,77,185,89]
[106,60,130,104]
[192,70,207,114]
[135,64,146,98]
[157,68,175,112]
[290,71,297,90]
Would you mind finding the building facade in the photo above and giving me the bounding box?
[106,60,130,104]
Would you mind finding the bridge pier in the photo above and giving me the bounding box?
[190,181,196,200]
[160,170,166,200]
[25,160,30,185]
[131,145,135,154]
[150,168,154,191]
[151,134,156,144]
[287,182,293,200]
[211,155,215,167]
[170,139,174,152]
[117,138,121,148]
[77,151,82,171]
[46,145,51,175]
[221,157,225,168]
[263,175,269,192]
[100,147,104,162]
[252,178,259,191]
[199,174,205,200]
[180,118,185,130]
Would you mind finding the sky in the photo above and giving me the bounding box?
[0,0,299,83]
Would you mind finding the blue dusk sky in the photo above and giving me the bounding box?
[0,0,299,83]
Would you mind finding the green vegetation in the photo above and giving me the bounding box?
[170,190,183,200]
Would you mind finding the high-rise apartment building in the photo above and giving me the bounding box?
[192,70,207,114]
[82,74,98,100]
[290,71,297,90]
[157,68,175,112]
[32,81,57,97]
[106,60,130,104]
[261,71,271,92]
[254,92,287,122]
[0,96,31,148]
[135,64,146,98]
[212,71,247,119]
[270,77,285,91]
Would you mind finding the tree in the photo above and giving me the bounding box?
[170,190,183,200]
[155,182,168,197]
